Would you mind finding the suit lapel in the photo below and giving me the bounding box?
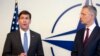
[28,30,35,53]
[85,26,99,47]
[77,28,85,54]
[81,29,85,43]
[16,30,24,52]
[80,29,85,51]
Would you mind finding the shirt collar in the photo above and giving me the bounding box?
[86,22,96,31]
[20,28,30,34]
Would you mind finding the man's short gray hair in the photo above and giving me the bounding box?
[82,5,97,17]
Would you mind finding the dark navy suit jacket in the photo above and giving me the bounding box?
[71,26,100,56]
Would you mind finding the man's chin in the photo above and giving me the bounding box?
[81,22,87,26]
[21,27,28,31]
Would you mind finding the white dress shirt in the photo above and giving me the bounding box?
[83,22,96,41]
[20,28,30,49]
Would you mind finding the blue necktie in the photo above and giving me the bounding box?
[24,32,28,53]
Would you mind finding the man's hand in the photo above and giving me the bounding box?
[18,53,27,56]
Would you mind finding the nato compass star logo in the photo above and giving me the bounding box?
[43,0,100,54]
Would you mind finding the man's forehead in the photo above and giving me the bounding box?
[81,8,90,13]
[20,14,30,17]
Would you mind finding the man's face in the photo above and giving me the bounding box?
[18,14,31,31]
[80,8,94,26]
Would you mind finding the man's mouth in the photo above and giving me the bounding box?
[23,24,27,26]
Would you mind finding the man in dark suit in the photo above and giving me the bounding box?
[2,10,44,56]
[71,5,100,56]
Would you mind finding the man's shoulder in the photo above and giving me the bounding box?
[30,30,40,36]
[95,26,100,30]
[7,30,19,35]
[6,30,20,40]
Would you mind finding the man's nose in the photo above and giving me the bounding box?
[23,19,27,22]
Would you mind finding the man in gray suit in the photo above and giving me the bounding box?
[2,10,44,56]
[71,5,100,56]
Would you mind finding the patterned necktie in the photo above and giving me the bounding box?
[84,28,89,46]
[24,32,28,53]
